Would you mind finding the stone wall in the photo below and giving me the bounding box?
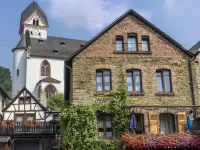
[72,14,193,107]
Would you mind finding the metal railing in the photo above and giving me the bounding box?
[0,122,59,134]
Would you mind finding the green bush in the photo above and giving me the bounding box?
[47,93,64,111]
[60,68,131,150]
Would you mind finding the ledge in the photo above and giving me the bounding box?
[94,92,115,97]
[113,51,152,54]
[129,92,145,96]
[155,92,174,96]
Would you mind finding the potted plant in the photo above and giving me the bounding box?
[2,120,16,128]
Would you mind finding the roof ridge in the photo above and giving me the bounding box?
[47,36,87,42]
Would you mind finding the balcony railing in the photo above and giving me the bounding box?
[0,121,59,135]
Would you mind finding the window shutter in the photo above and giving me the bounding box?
[177,112,186,133]
[149,113,159,134]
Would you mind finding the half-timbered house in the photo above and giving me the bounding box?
[1,87,59,150]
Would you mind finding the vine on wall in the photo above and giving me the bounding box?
[60,67,132,150]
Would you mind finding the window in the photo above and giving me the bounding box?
[27,114,34,121]
[116,36,124,51]
[17,69,19,77]
[45,85,56,99]
[41,60,51,77]
[53,114,59,121]
[19,98,24,104]
[33,19,36,25]
[130,113,145,134]
[16,115,24,122]
[97,114,113,139]
[15,114,35,122]
[36,20,39,26]
[128,33,137,51]
[156,70,172,92]
[126,70,142,92]
[96,70,111,92]
[19,97,31,104]
[142,36,150,51]
[160,113,175,134]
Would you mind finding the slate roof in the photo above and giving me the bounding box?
[67,9,193,62]
[13,36,87,59]
[19,1,48,33]
[37,77,61,85]
[189,41,200,54]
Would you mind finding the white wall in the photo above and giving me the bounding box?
[12,50,27,97]
[26,57,65,99]
[22,12,48,39]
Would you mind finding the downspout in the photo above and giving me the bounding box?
[65,65,72,103]
[189,56,196,119]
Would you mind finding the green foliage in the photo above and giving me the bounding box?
[47,93,64,111]
[0,66,12,93]
[60,68,132,149]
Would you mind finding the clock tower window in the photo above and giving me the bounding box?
[33,19,36,25]
[36,20,39,26]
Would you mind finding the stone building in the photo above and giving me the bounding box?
[66,9,197,136]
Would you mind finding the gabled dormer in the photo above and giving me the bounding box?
[19,2,48,39]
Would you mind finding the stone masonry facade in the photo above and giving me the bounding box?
[71,13,197,133]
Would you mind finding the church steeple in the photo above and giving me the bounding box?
[19,1,48,39]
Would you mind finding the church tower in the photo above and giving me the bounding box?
[19,1,49,39]
[12,2,49,97]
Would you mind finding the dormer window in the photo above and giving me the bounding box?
[80,43,85,47]
[53,49,59,55]
[39,39,44,44]
[60,41,65,46]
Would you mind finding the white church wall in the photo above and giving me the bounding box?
[12,50,27,97]
[26,57,65,99]
[0,94,3,115]
[22,12,48,39]
[23,27,47,39]
[26,13,46,26]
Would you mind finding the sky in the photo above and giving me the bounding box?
[0,0,200,72]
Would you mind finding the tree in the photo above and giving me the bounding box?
[0,66,12,93]
[47,93,64,111]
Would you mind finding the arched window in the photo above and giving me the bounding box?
[41,60,51,77]
[160,113,175,134]
[45,85,56,99]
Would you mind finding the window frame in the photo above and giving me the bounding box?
[15,114,35,122]
[36,20,39,26]
[142,36,150,52]
[45,84,57,99]
[15,114,24,122]
[129,113,145,134]
[115,36,124,52]
[33,19,36,25]
[97,113,113,139]
[18,97,31,104]
[40,60,51,77]
[126,69,142,93]
[96,69,112,92]
[128,33,138,52]
[159,113,176,135]
[156,69,172,93]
